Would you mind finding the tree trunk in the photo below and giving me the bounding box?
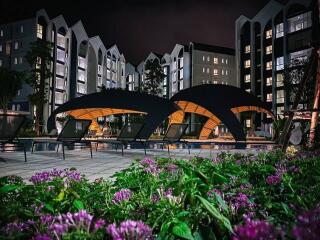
[309,51,320,147]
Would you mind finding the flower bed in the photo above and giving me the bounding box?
[0,150,320,239]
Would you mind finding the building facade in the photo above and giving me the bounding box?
[236,0,313,131]
[0,9,125,130]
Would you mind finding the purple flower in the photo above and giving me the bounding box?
[94,219,105,231]
[139,158,156,166]
[289,165,300,174]
[40,214,54,225]
[164,188,173,198]
[49,223,69,235]
[232,193,255,212]
[106,220,153,240]
[266,175,281,185]
[207,188,222,198]
[29,169,81,185]
[151,194,160,203]
[143,165,161,176]
[34,234,52,240]
[112,189,132,204]
[233,218,280,240]
[292,205,320,240]
[166,164,178,173]
[2,222,28,235]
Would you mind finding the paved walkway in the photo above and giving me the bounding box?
[0,146,258,182]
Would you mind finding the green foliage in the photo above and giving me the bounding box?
[0,150,320,239]
[143,58,165,95]
[0,67,25,111]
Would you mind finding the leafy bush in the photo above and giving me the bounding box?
[0,150,320,239]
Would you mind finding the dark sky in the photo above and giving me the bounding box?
[1,0,294,64]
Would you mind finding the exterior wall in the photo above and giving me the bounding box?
[236,0,313,132]
[125,62,139,91]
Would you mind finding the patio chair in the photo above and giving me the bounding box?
[95,122,144,155]
[31,119,92,160]
[0,114,27,162]
[144,123,190,154]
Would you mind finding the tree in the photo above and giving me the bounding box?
[25,40,52,135]
[143,59,165,96]
[0,67,25,113]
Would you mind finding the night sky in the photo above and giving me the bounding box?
[1,0,295,64]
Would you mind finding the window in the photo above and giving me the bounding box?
[246,89,250,93]
[14,42,19,50]
[202,67,205,73]
[276,23,284,38]
[213,69,218,76]
[288,11,312,33]
[289,48,312,62]
[277,106,284,115]
[55,92,65,104]
[20,25,24,33]
[19,57,23,64]
[202,56,205,61]
[266,93,272,102]
[0,59,2,67]
[0,29,3,37]
[245,74,251,83]
[226,70,228,75]
[276,74,283,87]
[14,57,18,64]
[206,68,210,74]
[226,59,228,64]
[37,24,43,39]
[5,43,11,55]
[0,44,2,52]
[179,69,183,79]
[266,45,272,55]
[78,56,86,69]
[179,80,184,90]
[277,90,285,103]
[57,33,65,48]
[266,77,272,86]
[244,60,251,68]
[214,57,218,64]
[222,69,224,75]
[246,119,251,128]
[276,57,284,70]
[55,77,65,89]
[213,80,218,84]
[56,63,65,77]
[178,58,183,68]
[245,45,251,53]
[266,61,272,70]
[207,56,210,62]
[57,49,65,62]
[163,67,167,75]
[265,29,272,39]
[222,58,224,64]
[77,83,86,94]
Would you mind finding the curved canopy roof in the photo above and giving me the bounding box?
[170,84,274,142]
[47,89,179,139]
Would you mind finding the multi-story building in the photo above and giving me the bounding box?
[0,9,126,131]
[236,0,313,131]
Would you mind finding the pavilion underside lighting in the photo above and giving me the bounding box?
[65,108,146,120]
[231,106,275,119]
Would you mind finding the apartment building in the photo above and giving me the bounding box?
[236,0,313,131]
[0,9,125,130]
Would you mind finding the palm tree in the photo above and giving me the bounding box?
[0,67,25,113]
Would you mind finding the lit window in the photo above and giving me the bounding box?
[0,59,2,67]
[178,58,183,68]
[214,57,218,64]
[277,90,285,103]
[245,45,251,53]
[226,59,228,64]
[246,119,251,128]
[57,33,66,48]
[276,23,284,38]
[277,106,284,115]
[288,11,312,33]
[56,63,65,77]
[213,80,218,84]
[202,56,205,61]
[179,69,183,79]
[246,89,250,93]
[37,24,43,39]
[276,74,283,87]
[289,49,312,62]
[276,57,284,71]
[202,67,205,73]
[0,44,2,52]
[14,42,19,50]
[19,57,23,64]
[0,29,3,37]
[245,74,251,83]
[266,45,272,55]
[244,60,251,68]
[14,57,18,64]
[266,93,272,102]
[266,61,272,70]
[20,25,24,33]
[213,69,218,75]
[266,77,272,86]
[206,68,210,74]
[265,29,272,39]
[225,70,228,75]
[207,56,210,62]
[222,69,224,75]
